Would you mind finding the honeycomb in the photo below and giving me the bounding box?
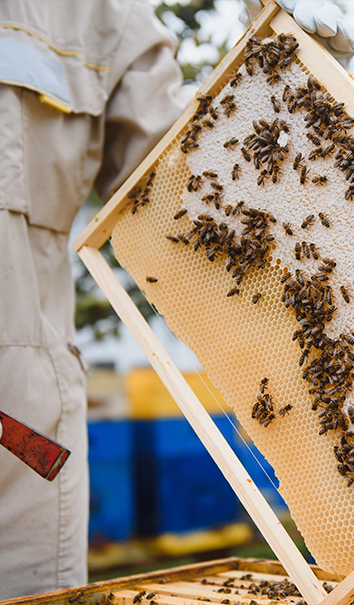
[111,36,354,577]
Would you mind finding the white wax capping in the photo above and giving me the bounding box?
[277,131,289,147]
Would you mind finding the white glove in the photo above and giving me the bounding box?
[239,0,354,68]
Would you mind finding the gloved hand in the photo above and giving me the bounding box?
[238,0,354,69]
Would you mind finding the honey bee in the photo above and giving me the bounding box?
[227,287,240,297]
[196,94,212,105]
[262,413,275,427]
[345,187,354,201]
[312,175,328,186]
[302,241,311,259]
[175,233,189,245]
[224,204,233,217]
[281,271,292,283]
[202,171,218,179]
[341,285,351,303]
[301,214,315,229]
[233,201,245,215]
[223,138,239,150]
[299,348,310,367]
[146,593,157,600]
[318,212,331,228]
[202,119,214,128]
[174,209,188,220]
[230,72,242,87]
[257,170,269,187]
[293,152,304,171]
[282,84,291,102]
[259,377,269,393]
[270,95,280,113]
[306,132,321,146]
[322,143,335,158]
[294,242,301,260]
[282,221,294,236]
[245,61,253,76]
[252,292,262,304]
[133,592,146,604]
[231,163,240,180]
[166,235,179,243]
[300,165,310,185]
[272,165,281,183]
[322,258,336,268]
[279,404,293,416]
[241,147,251,162]
[348,406,354,423]
[209,106,219,120]
[220,94,234,105]
[211,182,223,194]
[198,214,214,222]
[267,73,281,85]
[187,174,202,192]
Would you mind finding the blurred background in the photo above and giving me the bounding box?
[69,0,353,582]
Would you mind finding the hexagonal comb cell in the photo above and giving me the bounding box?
[112,34,354,575]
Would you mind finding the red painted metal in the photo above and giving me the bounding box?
[0,410,71,481]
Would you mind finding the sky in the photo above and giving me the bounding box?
[70,0,354,374]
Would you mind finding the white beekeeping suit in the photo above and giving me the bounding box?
[0,0,192,598]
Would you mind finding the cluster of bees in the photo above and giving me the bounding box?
[334,429,354,487]
[167,202,276,291]
[244,34,298,80]
[243,118,289,184]
[280,75,354,198]
[242,577,302,599]
[127,172,155,214]
[142,32,354,485]
[281,258,354,483]
[252,377,292,427]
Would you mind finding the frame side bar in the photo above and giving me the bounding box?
[78,245,327,605]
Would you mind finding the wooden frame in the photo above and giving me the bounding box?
[73,3,354,605]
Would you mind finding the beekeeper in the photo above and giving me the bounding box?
[0,0,353,600]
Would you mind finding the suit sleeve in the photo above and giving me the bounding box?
[94,0,195,202]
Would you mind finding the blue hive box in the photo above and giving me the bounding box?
[88,420,135,543]
[133,415,243,535]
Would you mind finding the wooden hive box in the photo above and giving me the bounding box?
[0,557,341,605]
[72,2,354,604]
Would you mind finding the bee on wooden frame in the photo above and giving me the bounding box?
[230,72,242,87]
